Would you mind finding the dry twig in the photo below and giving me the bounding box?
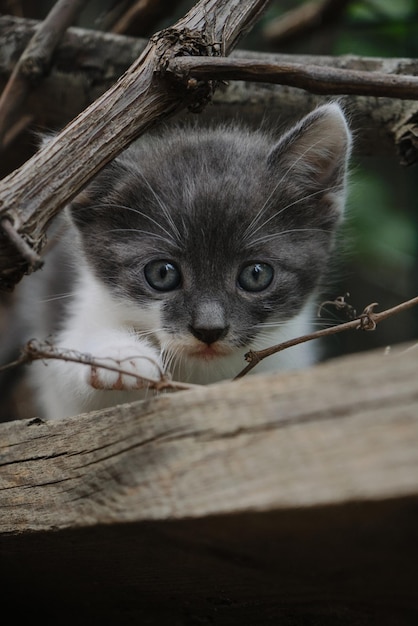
[0,339,200,392]
[234,295,418,379]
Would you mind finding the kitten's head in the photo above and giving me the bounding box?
[69,103,351,365]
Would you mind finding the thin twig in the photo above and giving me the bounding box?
[234,295,418,379]
[168,56,418,100]
[0,0,86,146]
[0,339,200,392]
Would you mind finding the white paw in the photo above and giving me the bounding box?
[86,342,163,391]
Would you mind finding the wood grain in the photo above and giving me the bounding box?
[1,342,417,534]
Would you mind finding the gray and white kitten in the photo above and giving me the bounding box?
[23,103,351,419]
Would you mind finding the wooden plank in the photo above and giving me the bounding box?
[1,344,418,623]
[1,343,418,534]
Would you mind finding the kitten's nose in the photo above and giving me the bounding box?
[190,325,228,345]
[190,301,229,345]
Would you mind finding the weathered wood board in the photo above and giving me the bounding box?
[1,343,418,624]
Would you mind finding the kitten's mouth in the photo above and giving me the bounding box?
[189,342,231,360]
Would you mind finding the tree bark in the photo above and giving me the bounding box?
[0,0,271,291]
[169,55,418,100]
[1,15,417,160]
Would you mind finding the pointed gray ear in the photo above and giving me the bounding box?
[268,103,351,212]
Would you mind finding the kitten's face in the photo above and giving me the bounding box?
[70,104,351,363]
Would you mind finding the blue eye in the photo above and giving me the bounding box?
[144,260,181,292]
[238,263,274,292]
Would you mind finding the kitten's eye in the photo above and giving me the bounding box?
[238,263,274,292]
[144,260,181,292]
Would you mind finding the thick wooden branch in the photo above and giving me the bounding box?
[1,15,417,161]
[0,0,271,291]
[169,55,418,99]
[1,344,418,622]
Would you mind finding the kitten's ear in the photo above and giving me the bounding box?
[268,103,351,207]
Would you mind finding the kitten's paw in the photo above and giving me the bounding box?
[87,343,163,391]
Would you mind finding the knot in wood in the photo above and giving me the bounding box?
[21,56,45,82]
[155,27,221,71]
[244,350,261,365]
[155,27,222,114]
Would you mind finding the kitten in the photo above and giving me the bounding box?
[19,102,351,420]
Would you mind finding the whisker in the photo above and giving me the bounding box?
[85,203,179,246]
[248,227,331,246]
[244,183,339,245]
[38,293,74,304]
[133,167,182,244]
[242,136,338,242]
[104,228,175,247]
[163,344,180,375]
[164,340,185,379]
[256,319,337,332]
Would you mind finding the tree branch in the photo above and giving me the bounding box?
[235,295,418,379]
[0,0,86,145]
[0,0,272,291]
[0,339,200,392]
[1,16,418,161]
[168,55,418,100]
